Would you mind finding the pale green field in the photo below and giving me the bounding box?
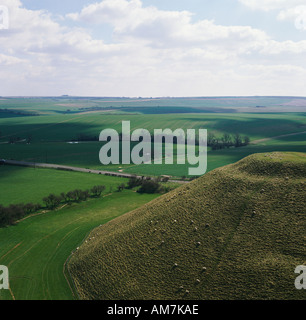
[0,166,128,206]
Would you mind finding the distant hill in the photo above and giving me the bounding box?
[68,152,306,300]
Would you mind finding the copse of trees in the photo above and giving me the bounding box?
[137,180,161,194]
[127,176,144,189]
[98,131,251,150]
[126,176,174,194]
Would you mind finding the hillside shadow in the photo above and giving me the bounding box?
[181,115,306,137]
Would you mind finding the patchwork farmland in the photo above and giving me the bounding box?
[0,96,305,300]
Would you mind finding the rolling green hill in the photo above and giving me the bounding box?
[68,152,306,300]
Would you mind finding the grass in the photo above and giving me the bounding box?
[0,190,159,300]
[0,129,305,178]
[1,108,305,177]
[67,152,306,300]
[0,98,305,300]
[0,166,129,206]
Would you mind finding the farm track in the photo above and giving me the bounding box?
[2,159,188,184]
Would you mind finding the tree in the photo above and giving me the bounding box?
[233,133,242,147]
[137,180,161,194]
[221,133,233,148]
[91,185,106,197]
[43,194,62,209]
[207,132,216,146]
[80,190,90,201]
[117,184,125,192]
[60,192,69,202]
[243,136,250,146]
[127,176,142,189]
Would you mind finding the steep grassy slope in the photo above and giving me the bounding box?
[68,152,306,300]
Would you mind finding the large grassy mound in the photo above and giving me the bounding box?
[67,152,306,300]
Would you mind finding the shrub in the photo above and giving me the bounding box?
[137,180,161,194]
[90,185,106,197]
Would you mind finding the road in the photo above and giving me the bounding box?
[1,159,189,184]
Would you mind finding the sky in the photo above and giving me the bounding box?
[0,0,306,97]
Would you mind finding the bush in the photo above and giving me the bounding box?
[137,180,161,194]
[117,184,125,192]
[43,194,62,209]
[127,176,143,189]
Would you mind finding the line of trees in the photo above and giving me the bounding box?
[71,131,250,149]
[0,203,41,227]
[0,177,176,228]
[43,185,106,209]
[208,133,250,150]
[0,108,38,117]
[0,185,106,227]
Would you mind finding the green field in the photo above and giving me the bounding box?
[0,97,305,300]
[1,109,305,177]
[0,166,129,206]
[0,190,159,300]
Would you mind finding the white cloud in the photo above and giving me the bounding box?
[0,0,306,96]
[239,0,306,11]
[0,53,25,65]
[67,0,269,49]
[278,5,306,29]
[239,0,306,29]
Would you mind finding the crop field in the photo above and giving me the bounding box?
[1,98,305,178]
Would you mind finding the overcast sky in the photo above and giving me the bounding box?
[1,0,306,97]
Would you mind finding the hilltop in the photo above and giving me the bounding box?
[67,152,306,300]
